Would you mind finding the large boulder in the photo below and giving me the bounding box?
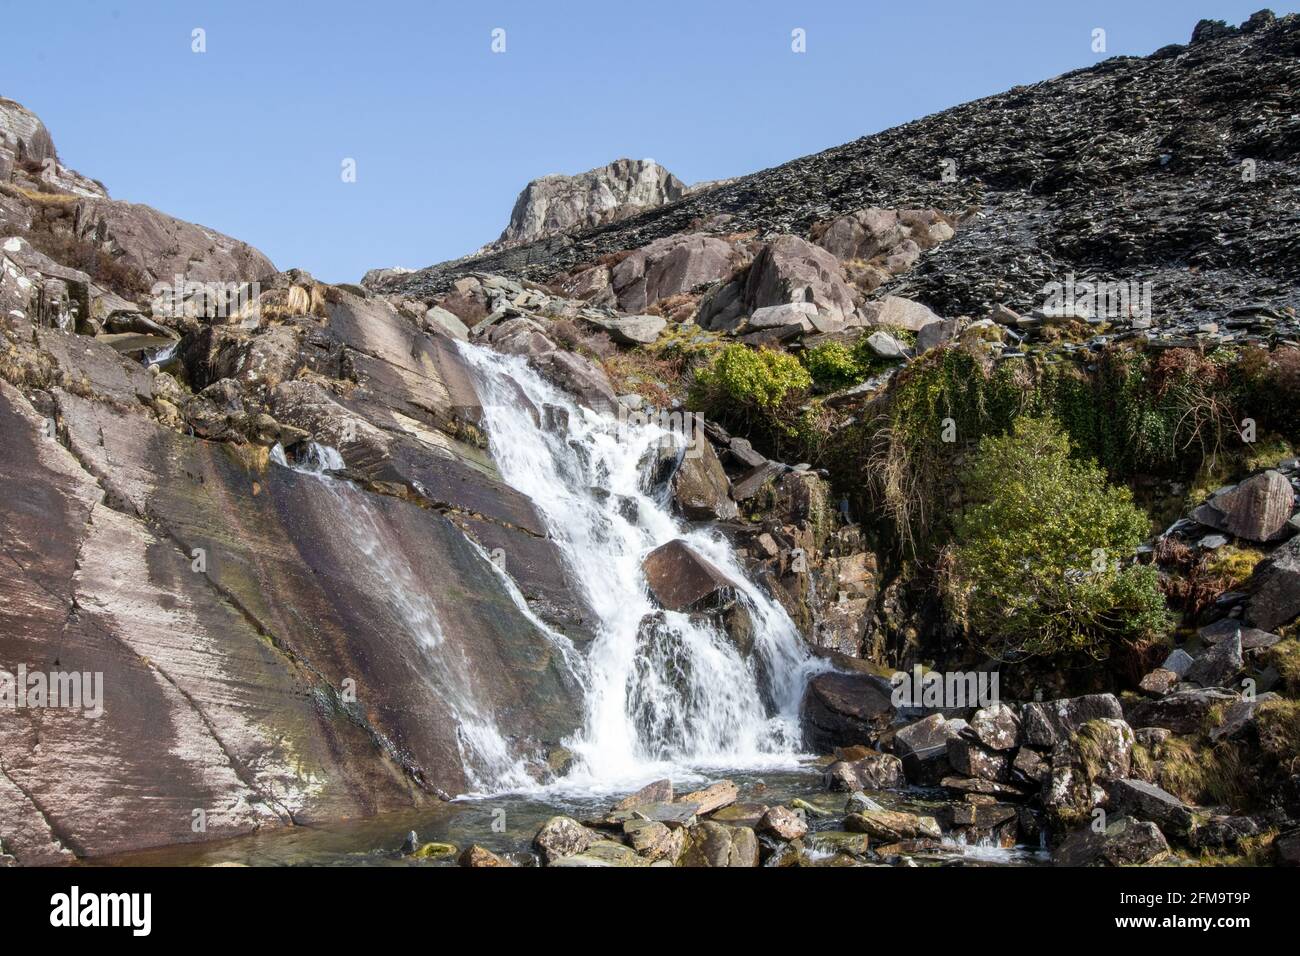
[1041,718,1134,826]
[1054,817,1170,866]
[1108,778,1196,838]
[801,671,896,753]
[844,809,936,841]
[1245,534,1300,632]
[0,96,57,166]
[678,780,739,816]
[1183,633,1243,687]
[1126,687,1240,734]
[810,207,958,292]
[742,234,857,327]
[967,703,1022,751]
[610,233,742,313]
[758,806,809,841]
[947,738,1011,782]
[678,822,760,867]
[893,713,965,781]
[824,751,905,791]
[533,816,598,864]
[1192,471,1295,543]
[612,778,674,811]
[1021,694,1124,749]
[594,313,667,346]
[670,440,738,521]
[641,539,739,612]
[862,295,943,332]
[622,819,686,862]
[532,348,619,414]
[811,207,912,261]
[549,840,651,867]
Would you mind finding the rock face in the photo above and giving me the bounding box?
[497,158,688,247]
[0,237,602,864]
[607,232,742,313]
[0,97,57,165]
[1,97,274,296]
[71,197,276,287]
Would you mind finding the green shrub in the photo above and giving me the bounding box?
[944,416,1168,660]
[691,345,811,416]
[802,342,864,389]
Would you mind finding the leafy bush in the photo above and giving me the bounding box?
[802,342,864,389]
[692,344,811,416]
[944,416,1167,660]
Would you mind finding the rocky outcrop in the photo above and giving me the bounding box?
[811,207,958,294]
[698,234,858,334]
[0,97,56,165]
[1,97,273,301]
[497,158,687,247]
[68,196,275,287]
[604,232,742,314]
[0,237,600,862]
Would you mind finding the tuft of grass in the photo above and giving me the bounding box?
[1194,829,1278,866]
[1074,719,1130,782]
[1243,435,1296,474]
[1203,546,1267,589]
[1256,699,1300,769]
[1130,735,1248,808]
[1265,640,1300,695]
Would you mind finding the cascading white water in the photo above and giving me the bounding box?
[458,344,824,793]
[270,441,536,793]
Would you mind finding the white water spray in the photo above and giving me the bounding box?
[458,344,823,793]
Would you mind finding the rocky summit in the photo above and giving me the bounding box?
[496,157,689,247]
[2,10,1300,876]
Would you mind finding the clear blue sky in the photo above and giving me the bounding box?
[1,1,1290,283]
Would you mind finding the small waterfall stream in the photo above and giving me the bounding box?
[270,441,537,793]
[458,343,823,794]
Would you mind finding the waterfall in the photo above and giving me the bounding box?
[270,441,537,793]
[457,343,823,793]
